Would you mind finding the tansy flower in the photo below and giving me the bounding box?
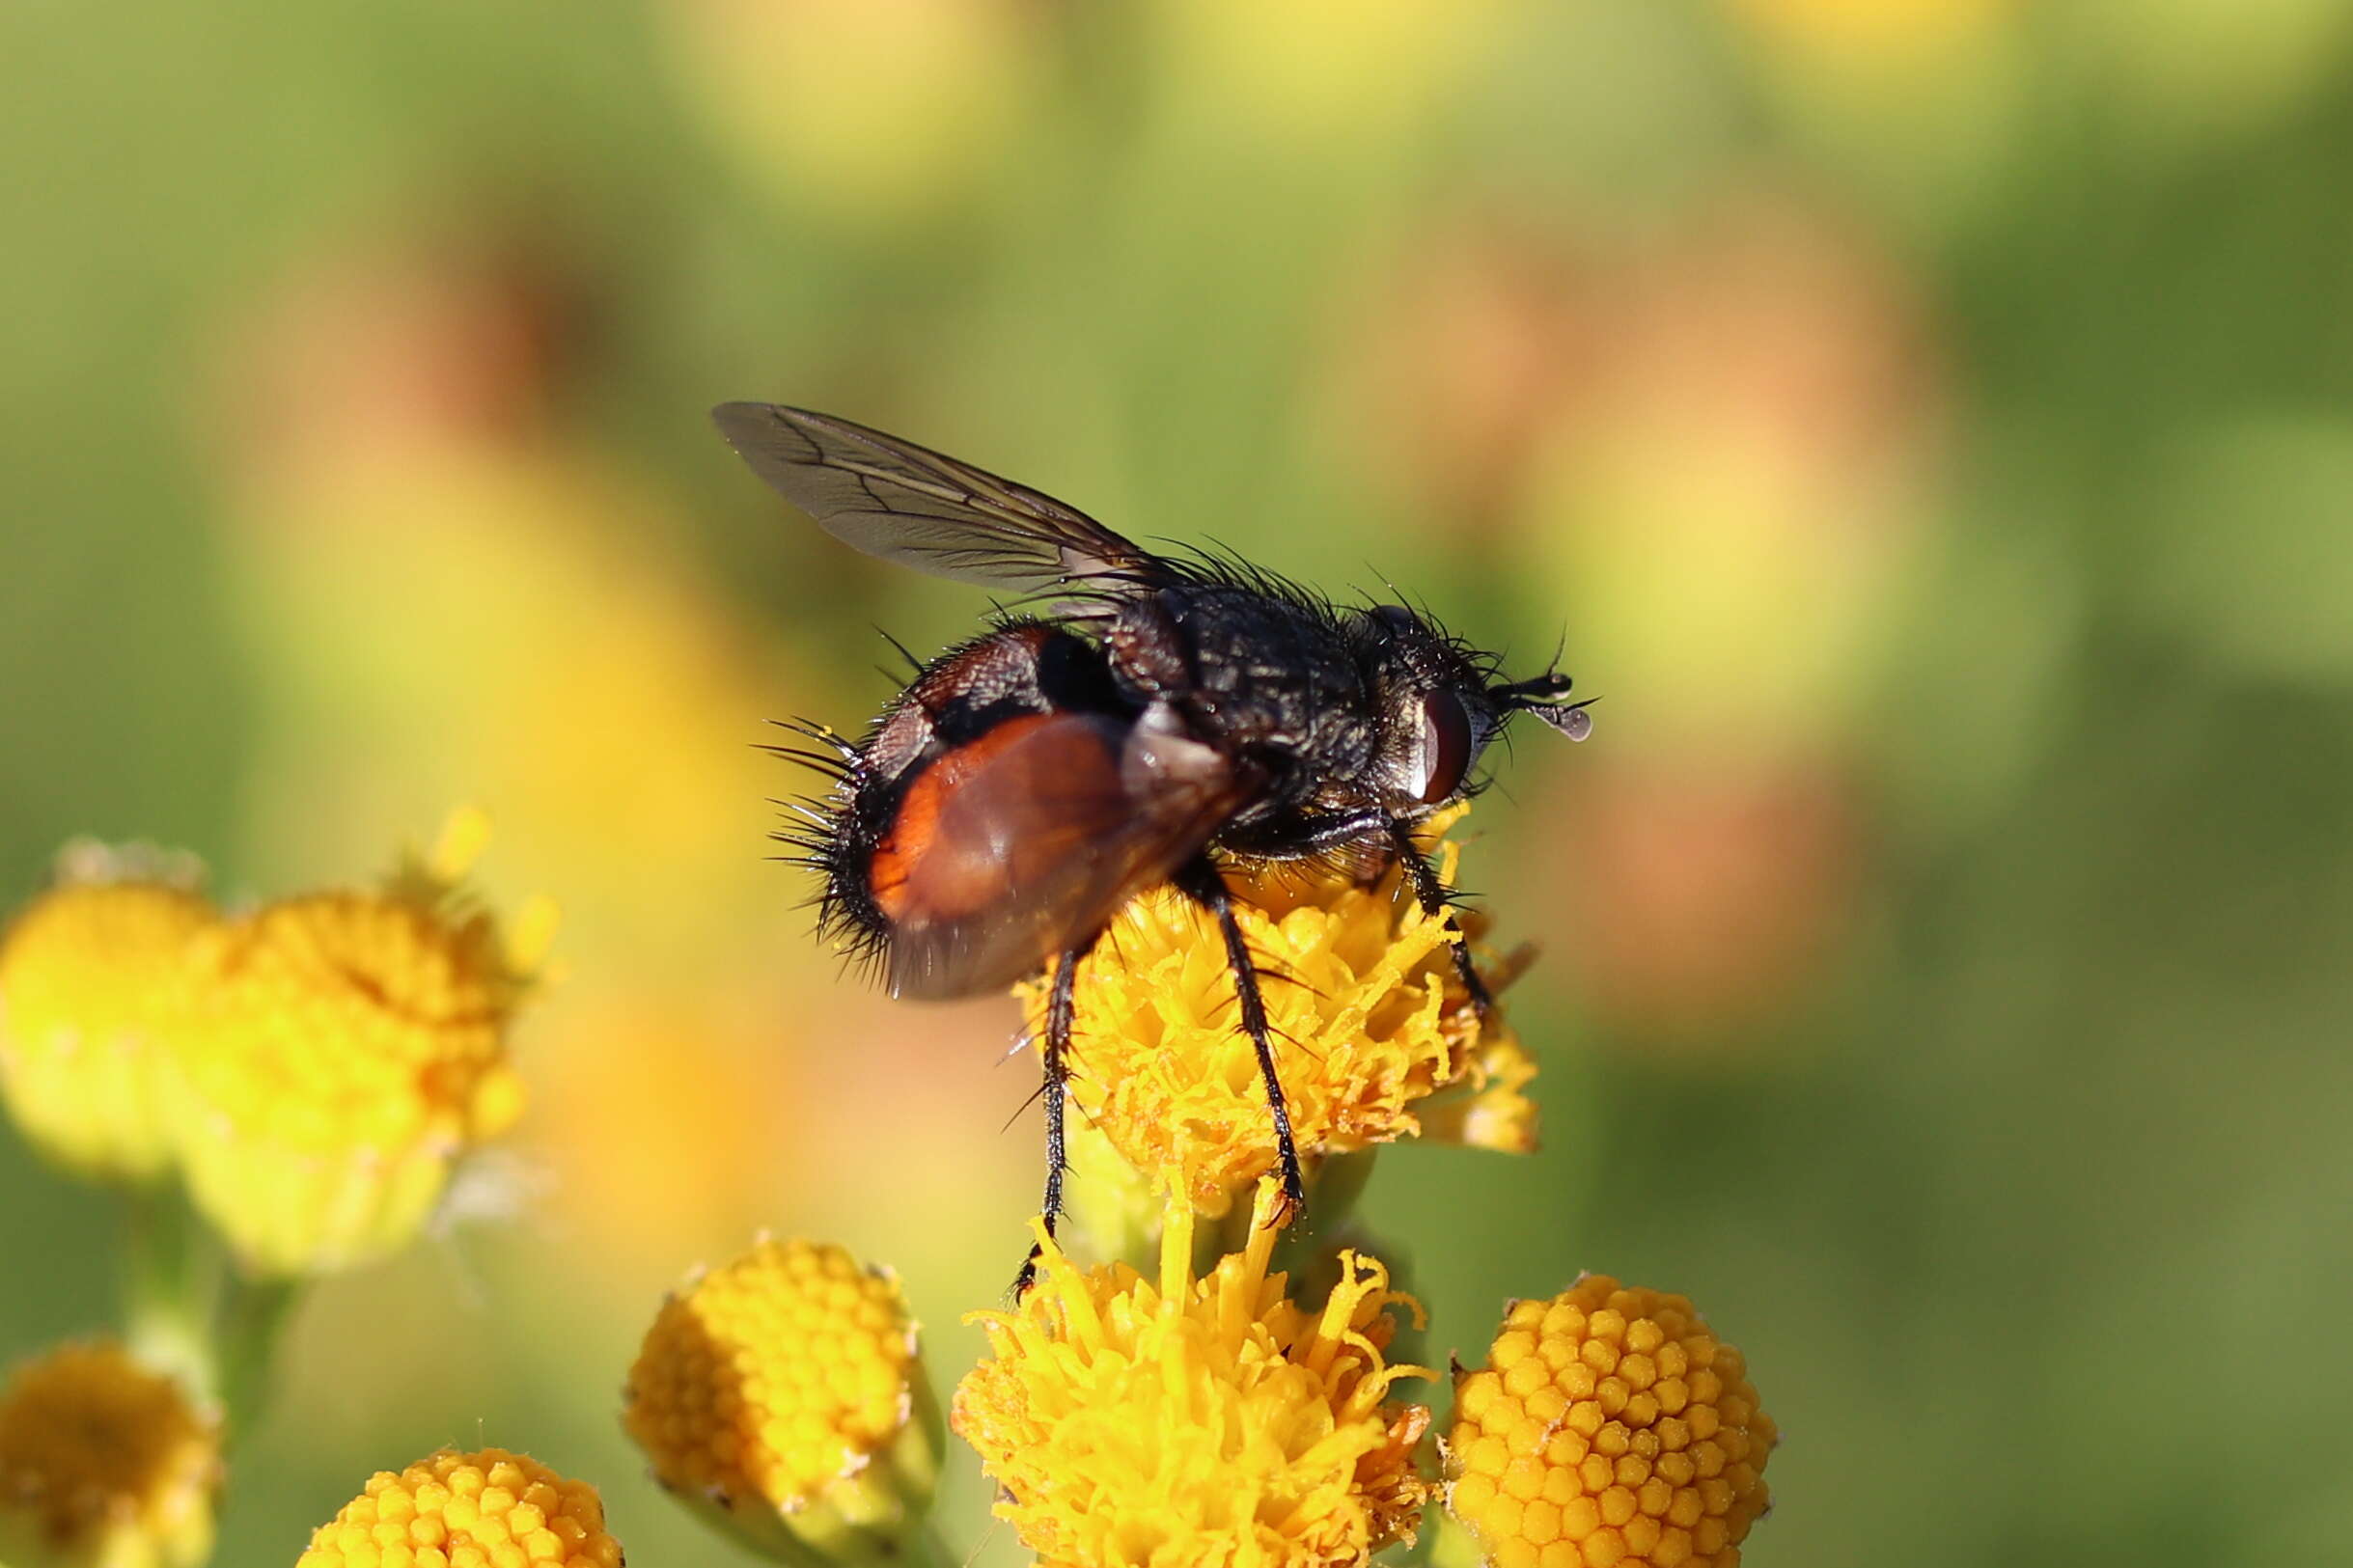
[1445,1278,1776,1568]
[166,811,555,1275]
[1016,807,1539,1220]
[294,1448,623,1568]
[0,846,214,1183]
[623,1237,942,1566]
[0,1338,222,1568]
[955,1179,1433,1568]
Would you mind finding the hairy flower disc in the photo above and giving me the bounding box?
[167,815,550,1273]
[295,1448,622,1568]
[955,1181,1433,1568]
[0,1338,221,1568]
[0,855,214,1181]
[1017,809,1538,1216]
[1446,1278,1776,1568]
[623,1237,940,1561]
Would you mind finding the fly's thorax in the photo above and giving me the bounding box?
[1102,586,1376,795]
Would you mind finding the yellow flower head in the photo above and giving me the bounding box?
[168,811,555,1274]
[0,1338,221,1568]
[0,846,214,1182]
[1446,1278,1776,1568]
[1017,808,1538,1218]
[623,1238,941,1566]
[955,1179,1433,1568]
[294,1447,623,1568]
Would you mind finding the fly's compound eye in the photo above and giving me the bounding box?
[1409,688,1475,805]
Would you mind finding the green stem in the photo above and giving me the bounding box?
[907,1522,960,1568]
[213,1271,303,1441]
[120,1183,219,1402]
[1062,1122,1162,1275]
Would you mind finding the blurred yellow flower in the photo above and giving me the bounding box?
[0,1339,221,1568]
[294,1447,622,1568]
[1730,0,2013,63]
[228,443,799,981]
[1517,192,1932,760]
[1150,0,1522,144]
[665,0,1041,223]
[525,995,803,1280]
[0,850,213,1182]
[222,410,893,1303]
[623,1237,940,1565]
[955,1179,1432,1568]
[1502,194,1924,1044]
[1446,1278,1775,1568]
[1017,810,1537,1219]
[167,812,553,1275]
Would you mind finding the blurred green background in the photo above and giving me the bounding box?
[8,0,2353,1561]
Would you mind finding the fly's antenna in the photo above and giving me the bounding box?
[1494,652,1595,742]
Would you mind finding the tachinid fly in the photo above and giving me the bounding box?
[713,403,1591,1285]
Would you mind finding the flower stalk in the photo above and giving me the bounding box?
[211,1271,303,1441]
[120,1184,216,1407]
[117,1181,305,1450]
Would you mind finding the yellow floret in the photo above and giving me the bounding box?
[1017,807,1538,1220]
[955,1179,1433,1568]
[1445,1278,1777,1568]
[167,812,553,1274]
[294,1447,622,1568]
[623,1238,940,1565]
[0,848,214,1182]
[0,1338,221,1568]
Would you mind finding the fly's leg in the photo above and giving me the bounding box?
[1175,857,1310,1224]
[1012,944,1084,1297]
[1391,820,1491,1016]
[1276,807,1390,861]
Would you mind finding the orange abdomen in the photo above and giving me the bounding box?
[868,712,1126,927]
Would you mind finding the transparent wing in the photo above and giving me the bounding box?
[713,402,1171,593]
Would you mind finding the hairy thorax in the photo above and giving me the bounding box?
[1103,586,1376,825]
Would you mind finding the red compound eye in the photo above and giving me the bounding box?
[1414,689,1474,804]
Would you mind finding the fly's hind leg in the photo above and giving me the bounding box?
[1174,856,1310,1224]
[1391,819,1492,1016]
[1011,942,1085,1297]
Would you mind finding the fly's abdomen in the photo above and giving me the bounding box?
[782,621,1131,979]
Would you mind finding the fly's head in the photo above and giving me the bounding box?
[1356,603,1592,821]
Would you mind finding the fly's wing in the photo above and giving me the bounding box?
[713,402,1173,595]
[880,710,1254,1000]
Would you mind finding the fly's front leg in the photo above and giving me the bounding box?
[1174,856,1310,1224]
[1391,819,1491,1015]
